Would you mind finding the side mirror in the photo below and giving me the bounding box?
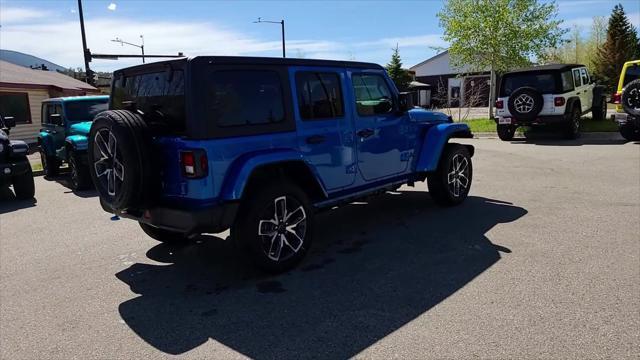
[398,92,414,112]
[2,116,16,128]
[50,113,63,126]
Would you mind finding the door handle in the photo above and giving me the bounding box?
[305,135,326,144]
[357,129,375,138]
[576,92,581,95]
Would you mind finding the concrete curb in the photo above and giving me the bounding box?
[473,131,623,140]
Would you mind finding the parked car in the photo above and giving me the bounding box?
[89,56,475,272]
[495,64,607,141]
[38,95,109,189]
[611,60,640,141]
[0,115,34,199]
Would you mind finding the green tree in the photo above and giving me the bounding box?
[593,4,640,91]
[385,45,412,91]
[438,0,567,116]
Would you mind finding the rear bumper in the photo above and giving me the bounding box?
[496,114,568,126]
[103,201,240,235]
[0,157,31,181]
[611,113,639,126]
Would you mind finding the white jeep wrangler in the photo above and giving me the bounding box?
[495,64,607,140]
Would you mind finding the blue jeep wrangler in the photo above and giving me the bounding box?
[38,96,109,189]
[89,57,474,272]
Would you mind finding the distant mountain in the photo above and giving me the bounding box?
[0,49,67,72]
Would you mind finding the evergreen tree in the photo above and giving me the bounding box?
[385,45,412,91]
[593,4,640,91]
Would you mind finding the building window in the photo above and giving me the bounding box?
[0,92,31,124]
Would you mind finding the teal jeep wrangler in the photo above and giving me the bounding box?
[38,96,108,189]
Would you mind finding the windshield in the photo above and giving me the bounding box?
[500,72,558,96]
[623,65,640,87]
[64,101,108,122]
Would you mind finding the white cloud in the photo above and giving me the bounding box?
[0,6,443,71]
[0,7,51,24]
[107,3,117,11]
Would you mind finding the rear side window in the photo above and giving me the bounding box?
[352,73,393,116]
[573,69,582,87]
[295,72,344,120]
[208,70,285,127]
[500,72,557,96]
[112,70,185,132]
[561,71,574,92]
[623,65,640,87]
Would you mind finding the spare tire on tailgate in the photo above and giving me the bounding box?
[88,110,156,212]
[508,86,544,121]
[621,79,640,116]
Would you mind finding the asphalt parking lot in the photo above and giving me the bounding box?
[1,137,639,359]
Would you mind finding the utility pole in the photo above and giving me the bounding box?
[254,17,286,58]
[77,0,94,85]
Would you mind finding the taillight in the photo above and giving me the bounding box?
[180,149,208,178]
[612,93,621,104]
[554,97,565,106]
[495,100,504,109]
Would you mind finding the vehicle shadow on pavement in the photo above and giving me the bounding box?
[0,187,36,214]
[44,174,98,198]
[508,130,627,146]
[116,193,527,359]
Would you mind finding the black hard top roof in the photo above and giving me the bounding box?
[114,56,384,74]
[506,63,584,74]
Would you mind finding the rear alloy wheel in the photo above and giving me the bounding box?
[68,150,91,190]
[233,181,313,273]
[40,150,59,178]
[497,124,516,141]
[564,107,581,139]
[428,144,473,206]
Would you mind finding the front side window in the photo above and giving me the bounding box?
[296,72,344,120]
[561,71,574,92]
[580,68,589,85]
[64,101,108,123]
[352,73,393,116]
[208,70,285,127]
[573,69,582,87]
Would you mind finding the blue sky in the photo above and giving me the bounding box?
[0,0,638,71]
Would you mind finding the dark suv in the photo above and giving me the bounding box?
[0,115,35,199]
[89,56,475,272]
[495,64,606,140]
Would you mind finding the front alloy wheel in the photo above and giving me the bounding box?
[427,143,473,206]
[447,153,471,198]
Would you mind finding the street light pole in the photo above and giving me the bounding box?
[111,36,145,63]
[254,17,286,58]
[140,35,145,63]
